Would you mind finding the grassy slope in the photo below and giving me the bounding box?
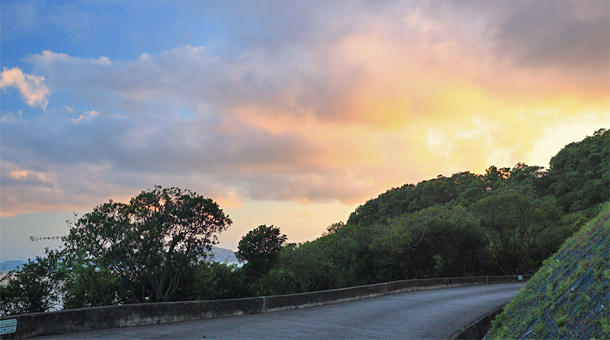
[486,203,610,339]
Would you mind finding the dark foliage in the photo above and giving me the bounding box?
[236,225,287,277]
[545,128,609,212]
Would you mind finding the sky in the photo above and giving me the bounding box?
[1,0,609,261]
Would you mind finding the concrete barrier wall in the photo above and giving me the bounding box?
[1,297,264,339]
[264,282,388,312]
[0,275,530,339]
[451,304,506,339]
[385,276,490,293]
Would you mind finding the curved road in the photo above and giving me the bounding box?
[42,283,523,339]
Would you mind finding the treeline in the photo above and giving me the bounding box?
[259,128,609,294]
[1,129,608,316]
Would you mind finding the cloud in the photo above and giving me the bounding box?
[494,0,609,73]
[1,160,52,188]
[0,67,50,109]
[1,0,608,218]
[71,110,100,124]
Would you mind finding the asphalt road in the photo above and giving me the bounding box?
[41,283,523,339]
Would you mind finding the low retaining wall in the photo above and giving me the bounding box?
[0,275,529,339]
[0,298,263,339]
[451,304,506,339]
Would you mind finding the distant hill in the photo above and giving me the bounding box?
[486,203,610,339]
[1,247,236,273]
[210,246,237,263]
[0,260,26,272]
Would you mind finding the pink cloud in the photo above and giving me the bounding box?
[0,67,49,109]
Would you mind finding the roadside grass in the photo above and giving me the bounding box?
[486,202,610,339]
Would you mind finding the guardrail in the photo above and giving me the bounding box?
[0,275,529,339]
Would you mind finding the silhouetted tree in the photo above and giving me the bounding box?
[236,225,287,277]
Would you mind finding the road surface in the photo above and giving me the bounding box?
[41,283,523,339]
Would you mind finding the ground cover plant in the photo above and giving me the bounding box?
[486,203,610,339]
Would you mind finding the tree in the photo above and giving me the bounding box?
[184,262,251,300]
[546,129,609,212]
[0,251,61,316]
[62,186,232,304]
[367,205,485,281]
[484,165,511,189]
[472,191,563,274]
[236,225,287,276]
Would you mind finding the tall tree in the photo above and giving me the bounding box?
[236,225,287,276]
[62,186,232,304]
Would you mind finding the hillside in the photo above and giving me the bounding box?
[486,203,610,339]
[0,261,26,273]
[0,247,235,273]
[258,129,609,295]
[348,128,609,228]
[210,246,238,263]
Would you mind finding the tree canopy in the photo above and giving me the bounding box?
[237,225,287,276]
[64,186,232,304]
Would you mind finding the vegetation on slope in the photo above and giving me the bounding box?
[486,203,610,339]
